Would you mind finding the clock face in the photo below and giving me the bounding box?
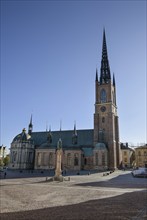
[100,106,106,112]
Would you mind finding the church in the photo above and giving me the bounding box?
[9,30,122,171]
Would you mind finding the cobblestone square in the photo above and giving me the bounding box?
[0,170,147,220]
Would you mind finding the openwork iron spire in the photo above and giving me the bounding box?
[100,29,111,84]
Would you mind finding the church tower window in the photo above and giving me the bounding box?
[100,89,107,103]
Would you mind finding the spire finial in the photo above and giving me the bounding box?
[60,120,62,131]
[74,120,77,135]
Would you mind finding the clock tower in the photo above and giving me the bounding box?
[94,30,121,169]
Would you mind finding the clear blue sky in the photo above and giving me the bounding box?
[1,0,146,150]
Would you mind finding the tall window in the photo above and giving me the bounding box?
[37,153,41,166]
[102,117,105,123]
[49,153,53,166]
[100,89,107,103]
[67,153,71,166]
[99,129,105,142]
[124,151,127,156]
[13,151,17,162]
[95,153,98,166]
[28,152,33,163]
[74,153,79,166]
[102,153,105,166]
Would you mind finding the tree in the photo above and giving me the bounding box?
[0,158,4,168]
[3,155,10,166]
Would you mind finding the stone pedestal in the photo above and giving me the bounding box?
[54,147,63,181]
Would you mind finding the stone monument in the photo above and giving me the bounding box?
[54,138,64,181]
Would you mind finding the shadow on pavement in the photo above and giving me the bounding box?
[74,173,147,189]
[0,190,146,220]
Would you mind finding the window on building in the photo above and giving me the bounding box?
[49,153,53,166]
[67,153,71,166]
[100,89,107,103]
[139,158,142,162]
[42,152,46,166]
[102,153,105,166]
[124,151,127,156]
[74,153,79,166]
[28,152,32,163]
[95,153,98,166]
[99,129,105,142]
[124,158,127,163]
[84,158,87,165]
[13,151,17,162]
[37,152,42,166]
[138,151,141,156]
[102,117,105,123]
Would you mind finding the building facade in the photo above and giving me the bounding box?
[134,144,147,168]
[9,30,121,171]
[121,143,135,168]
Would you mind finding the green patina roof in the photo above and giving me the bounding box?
[82,147,93,156]
[13,129,94,149]
[95,143,107,150]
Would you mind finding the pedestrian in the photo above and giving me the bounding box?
[4,172,6,179]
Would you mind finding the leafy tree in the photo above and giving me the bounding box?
[3,155,10,166]
[0,158,4,168]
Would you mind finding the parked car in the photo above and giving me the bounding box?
[132,167,147,178]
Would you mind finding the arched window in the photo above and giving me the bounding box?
[67,153,71,166]
[37,153,41,166]
[100,89,107,103]
[74,153,79,166]
[102,117,105,123]
[13,151,17,162]
[95,153,98,166]
[102,153,105,166]
[99,129,105,142]
[49,153,53,166]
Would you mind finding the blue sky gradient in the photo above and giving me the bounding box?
[1,0,146,149]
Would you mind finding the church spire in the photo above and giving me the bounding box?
[73,121,77,136]
[72,121,77,144]
[28,114,33,135]
[100,29,111,84]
